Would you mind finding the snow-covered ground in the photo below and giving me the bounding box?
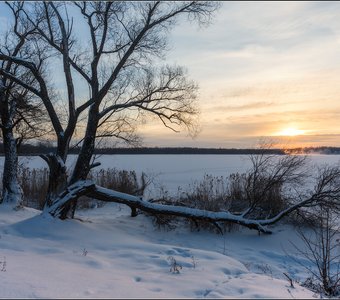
[0,203,317,298]
[0,154,338,298]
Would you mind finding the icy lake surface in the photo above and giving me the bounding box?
[1,154,339,198]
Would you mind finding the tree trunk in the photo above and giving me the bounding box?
[41,153,68,217]
[41,130,74,215]
[0,86,23,208]
[1,129,23,207]
[70,109,99,184]
[67,106,100,217]
[41,103,99,218]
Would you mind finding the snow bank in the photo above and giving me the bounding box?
[0,204,316,298]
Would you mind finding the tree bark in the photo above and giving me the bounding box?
[40,153,68,216]
[70,101,100,184]
[70,119,99,183]
[0,86,23,207]
[67,105,100,217]
[1,129,23,207]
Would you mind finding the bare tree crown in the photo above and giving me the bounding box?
[1,1,218,147]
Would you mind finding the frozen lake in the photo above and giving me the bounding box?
[1,154,339,198]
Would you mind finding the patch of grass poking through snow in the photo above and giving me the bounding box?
[256,263,273,278]
[283,272,295,288]
[72,248,89,257]
[167,256,182,274]
[191,255,198,269]
[0,257,7,272]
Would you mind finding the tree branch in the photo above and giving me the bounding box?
[45,180,272,233]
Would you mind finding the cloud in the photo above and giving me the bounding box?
[206,101,275,113]
[222,108,340,126]
[138,103,340,147]
[102,2,340,148]
[268,134,340,148]
[1,2,339,148]
[168,1,340,83]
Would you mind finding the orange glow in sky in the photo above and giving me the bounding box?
[146,1,340,148]
[2,2,339,148]
[275,128,306,137]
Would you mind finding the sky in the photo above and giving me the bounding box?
[140,1,340,148]
[1,1,340,148]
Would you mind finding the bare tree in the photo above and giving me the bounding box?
[290,208,339,297]
[0,2,48,207]
[0,1,218,216]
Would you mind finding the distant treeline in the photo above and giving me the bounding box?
[285,146,340,155]
[0,142,340,156]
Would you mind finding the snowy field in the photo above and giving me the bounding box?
[0,154,339,298]
[3,154,340,198]
[0,204,317,298]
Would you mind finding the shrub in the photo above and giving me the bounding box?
[179,174,238,233]
[1,167,50,210]
[182,174,230,212]
[77,169,148,210]
[22,167,49,209]
[0,167,148,210]
[146,153,308,233]
[167,256,182,274]
[226,172,287,219]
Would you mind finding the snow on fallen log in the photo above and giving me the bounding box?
[44,180,273,234]
[44,168,340,235]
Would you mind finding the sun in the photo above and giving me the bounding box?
[276,127,306,136]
